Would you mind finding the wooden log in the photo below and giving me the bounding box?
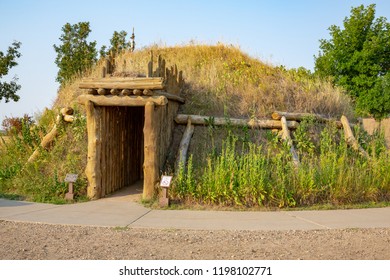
[160,58,166,79]
[121,89,131,96]
[340,115,370,158]
[79,77,164,90]
[148,51,153,77]
[97,88,107,95]
[143,102,159,200]
[87,89,97,95]
[175,114,299,129]
[143,89,154,96]
[77,94,168,107]
[85,100,102,199]
[175,119,195,174]
[133,89,142,96]
[63,115,75,123]
[60,107,74,116]
[154,55,161,77]
[100,107,105,197]
[154,90,185,103]
[271,111,343,128]
[27,116,61,163]
[27,126,58,162]
[27,108,75,162]
[105,57,113,75]
[101,66,106,78]
[113,108,119,192]
[178,70,184,88]
[83,77,161,84]
[281,116,300,166]
[106,108,112,195]
[110,88,120,95]
[272,111,327,121]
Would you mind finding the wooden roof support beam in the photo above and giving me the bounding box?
[85,100,102,199]
[143,101,159,200]
[77,94,168,107]
[79,77,164,90]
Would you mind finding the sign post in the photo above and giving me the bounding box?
[159,175,172,207]
[64,174,78,201]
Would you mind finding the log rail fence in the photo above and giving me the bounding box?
[174,112,366,172]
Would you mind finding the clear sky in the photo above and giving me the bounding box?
[1,0,389,125]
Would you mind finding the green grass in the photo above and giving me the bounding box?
[0,108,89,203]
[170,119,390,209]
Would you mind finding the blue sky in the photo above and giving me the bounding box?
[1,0,389,124]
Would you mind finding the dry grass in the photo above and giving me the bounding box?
[53,43,354,119]
[0,136,11,150]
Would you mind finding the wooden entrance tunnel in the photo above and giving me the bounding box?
[77,57,184,200]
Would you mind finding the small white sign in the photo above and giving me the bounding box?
[64,173,78,183]
[160,175,173,188]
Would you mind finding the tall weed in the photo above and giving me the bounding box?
[171,123,390,208]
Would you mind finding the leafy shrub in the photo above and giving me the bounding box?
[0,108,88,203]
[2,114,34,135]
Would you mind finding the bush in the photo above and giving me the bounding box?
[2,114,34,135]
[0,109,88,203]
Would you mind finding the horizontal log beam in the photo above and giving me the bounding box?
[79,77,164,90]
[154,90,185,103]
[175,114,299,129]
[271,111,343,128]
[77,94,168,107]
[271,111,329,121]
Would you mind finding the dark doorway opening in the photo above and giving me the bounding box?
[100,106,144,197]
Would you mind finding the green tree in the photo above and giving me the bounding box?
[53,22,97,85]
[0,41,22,103]
[315,4,390,118]
[100,30,132,58]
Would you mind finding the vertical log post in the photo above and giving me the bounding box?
[148,51,153,78]
[85,100,102,199]
[281,116,300,167]
[143,102,159,200]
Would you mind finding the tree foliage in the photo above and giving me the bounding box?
[100,30,132,58]
[315,4,390,118]
[53,22,97,85]
[0,41,22,103]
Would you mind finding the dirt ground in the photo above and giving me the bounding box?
[1,220,389,260]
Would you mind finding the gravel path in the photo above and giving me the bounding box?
[1,220,389,260]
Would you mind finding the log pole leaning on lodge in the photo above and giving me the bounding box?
[340,115,370,158]
[175,119,195,174]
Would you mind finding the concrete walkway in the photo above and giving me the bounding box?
[1,189,390,230]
